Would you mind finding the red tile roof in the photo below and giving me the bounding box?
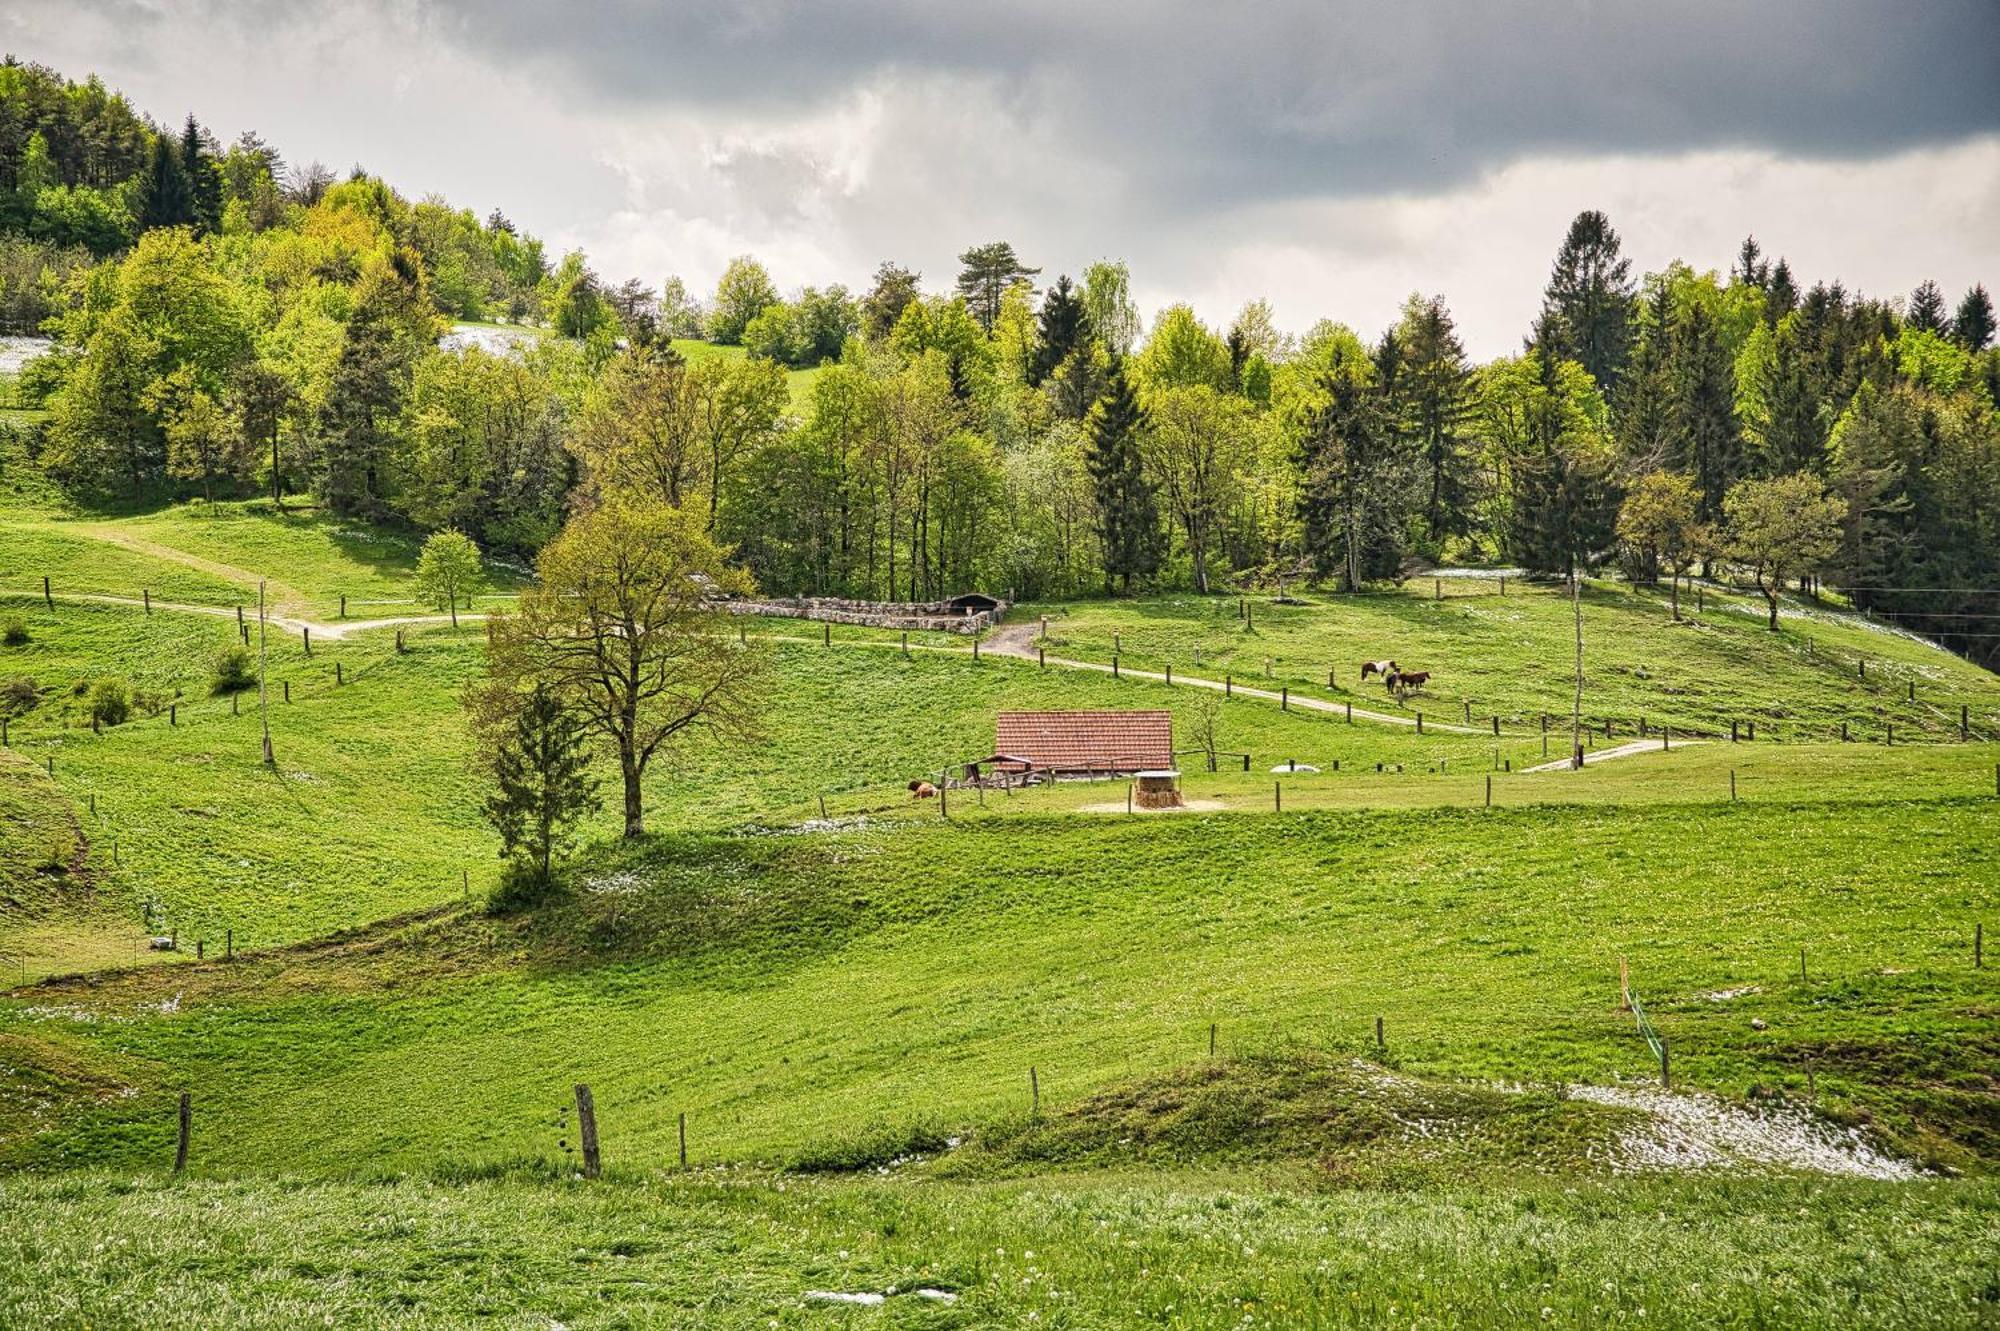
[993,710,1173,772]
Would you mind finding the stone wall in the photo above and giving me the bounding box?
[723,595,1008,634]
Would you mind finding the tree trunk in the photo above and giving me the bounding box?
[620,741,644,837]
[1756,570,1778,630]
[449,594,459,628]
[1669,572,1680,621]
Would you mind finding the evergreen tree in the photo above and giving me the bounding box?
[136,132,193,230]
[861,262,921,341]
[1029,275,1087,387]
[1392,295,1473,544]
[1613,283,1676,470]
[1733,235,1769,289]
[1224,325,1250,392]
[482,683,599,891]
[180,115,221,233]
[1295,342,1408,591]
[1536,210,1636,390]
[1501,349,1618,579]
[1666,300,1743,521]
[1084,357,1161,593]
[1766,258,1799,325]
[319,249,432,514]
[1907,280,1947,333]
[955,241,1039,335]
[1953,283,1995,352]
[1759,316,1825,474]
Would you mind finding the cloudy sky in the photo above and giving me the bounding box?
[9,1,1999,357]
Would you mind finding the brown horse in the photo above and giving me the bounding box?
[1360,659,1400,681]
[1391,669,1431,700]
[908,780,938,799]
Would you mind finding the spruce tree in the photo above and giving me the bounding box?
[1296,341,1409,591]
[1029,275,1087,387]
[1907,280,1947,333]
[1537,210,1636,390]
[1613,283,1676,470]
[1084,358,1161,593]
[1393,295,1473,544]
[1953,284,1995,352]
[180,115,221,233]
[1733,235,1769,289]
[319,249,432,514]
[1765,258,1799,325]
[1760,316,1826,475]
[137,133,194,230]
[1667,300,1743,521]
[483,683,598,890]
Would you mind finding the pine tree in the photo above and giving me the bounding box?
[1505,349,1617,579]
[1907,280,1947,333]
[955,241,1039,336]
[1296,341,1409,591]
[1537,210,1636,390]
[137,133,193,230]
[180,115,221,234]
[1953,283,1995,352]
[1029,275,1087,387]
[1084,358,1161,593]
[1760,316,1825,474]
[319,249,432,514]
[1667,300,1743,521]
[482,683,598,890]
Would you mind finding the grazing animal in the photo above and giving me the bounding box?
[908,780,938,799]
[1393,669,1432,699]
[1360,659,1400,681]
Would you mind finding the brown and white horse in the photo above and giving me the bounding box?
[1360,659,1400,682]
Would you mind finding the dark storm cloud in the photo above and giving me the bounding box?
[403,0,2000,201]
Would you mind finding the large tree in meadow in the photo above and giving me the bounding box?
[1537,210,1635,391]
[483,500,762,838]
[1724,473,1843,630]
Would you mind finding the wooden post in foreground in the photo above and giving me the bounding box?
[1030,1066,1040,1116]
[43,576,53,609]
[174,1092,190,1173]
[679,1111,688,1169]
[573,1083,600,1178]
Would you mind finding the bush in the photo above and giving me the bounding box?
[1,618,28,647]
[212,646,255,694]
[485,859,565,915]
[87,676,130,727]
[0,676,37,717]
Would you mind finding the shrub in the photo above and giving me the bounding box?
[1,618,28,647]
[212,646,255,694]
[88,676,130,727]
[485,859,566,915]
[0,676,37,716]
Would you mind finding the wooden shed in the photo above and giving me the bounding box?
[956,710,1174,785]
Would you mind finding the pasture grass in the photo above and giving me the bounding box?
[3,1169,1993,1329]
[1022,580,2000,742]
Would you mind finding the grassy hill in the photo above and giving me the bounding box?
[2,485,1998,1327]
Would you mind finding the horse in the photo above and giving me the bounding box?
[1392,669,1431,700]
[1360,659,1399,681]
[908,780,938,800]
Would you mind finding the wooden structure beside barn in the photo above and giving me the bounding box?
[723,592,1008,634]
[951,709,1174,786]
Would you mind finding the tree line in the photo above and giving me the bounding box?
[6,60,1998,665]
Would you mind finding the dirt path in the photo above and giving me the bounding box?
[73,523,314,612]
[1521,738,1706,773]
[20,590,478,641]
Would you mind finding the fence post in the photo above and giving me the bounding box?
[339,595,346,618]
[1730,770,1737,801]
[43,576,53,609]
[679,1111,688,1169]
[1113,654,1119,678]
[1416,712,1423,735]
[1375,1015,1384,1051]
[283,680,289,704]
[1030,1066,1040,1116]
[1464,699,1471,723]
[1166,664,1172,686]
[1659,1037,1671,1090]
[1434,578,1441,600]
[1281,687,1288,711]
[143,588,150,615]
[1485,775,1492,807]
[1887,723,1894,746]
[1962,705,1969,740]
[175,1092,191,1173]
[818,794,828,820]
[196,939,203,961]
[335,662,343,686]
[1038,647,1045,669]
[574,1083,600,1178]
[226,929,232,961]
[823,621,830,647]
[940,785,948,819]
[1663,727,1670,752]
[302,626,311,656]
[1977,922,1983,969]
[1491,715,1499,736]
[1908,680,1915,703]
[902,631,909,657]
[1799,947,1807,983]
[1226,674,1232,698]
[1500,575,1506,596]
[1209,1022,1217,1057]
[1274,781,1281,813]
[232,694,239,716]
[1345,701,1353,724]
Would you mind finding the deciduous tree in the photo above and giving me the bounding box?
[1724,473,1842,630]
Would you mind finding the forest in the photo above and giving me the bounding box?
[4,56,1998,660]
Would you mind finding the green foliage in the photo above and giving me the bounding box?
[1085,357,1162,592]
[478,683,598,887]
[86,675,130,726]
[2,617,28,647]
[412,528,484,624]
[954,240,1039,336]
[210,646,255,695]
[1536,209,1635,389]
[705,255,778,344]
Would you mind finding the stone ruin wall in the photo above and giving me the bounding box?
[723,595,1008,635]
